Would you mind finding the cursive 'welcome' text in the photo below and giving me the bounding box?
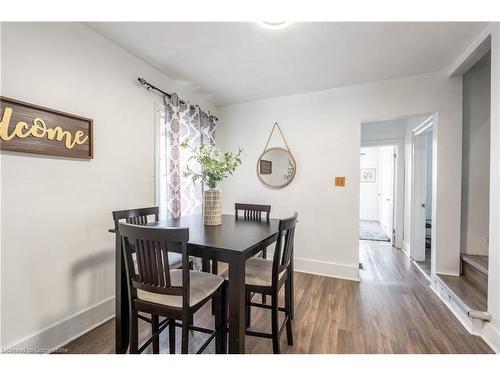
[0,107,88,149]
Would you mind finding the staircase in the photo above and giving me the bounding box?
[435,254,489,322]
[462,254,488,275]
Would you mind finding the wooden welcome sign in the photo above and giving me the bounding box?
[0,97,93,159]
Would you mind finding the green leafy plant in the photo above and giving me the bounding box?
[180,139,243,189]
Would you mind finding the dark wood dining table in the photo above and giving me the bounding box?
[111,214,287,354]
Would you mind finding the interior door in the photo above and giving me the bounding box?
[379,146,395,243]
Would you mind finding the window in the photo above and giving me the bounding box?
[155,100,216,220]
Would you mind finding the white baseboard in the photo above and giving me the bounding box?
[2,296,114,353]
[481,321,500,354]
[431,279,499,353]
[402,241,411,258]
[413,261,431,281]
[294,257,359,281]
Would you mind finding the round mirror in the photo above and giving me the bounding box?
[257,147,296,188]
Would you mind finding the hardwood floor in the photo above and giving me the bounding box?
[414,244,432,277]
[60,241,493,354]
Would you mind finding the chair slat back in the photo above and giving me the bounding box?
[235,203,271,221]
[119,223,190,300]
[272,213,298,283]
[112,207,159,231]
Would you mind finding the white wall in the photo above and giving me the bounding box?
[217,71,462,281]
[488,22,500,353]
[461,58,491,256]
[359,147,379,221]
[0,22,214,350]
[361,119,407,141]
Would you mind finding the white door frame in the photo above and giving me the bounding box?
[410,115,435,263]
[361,139,405,248]
[378,145,396,244]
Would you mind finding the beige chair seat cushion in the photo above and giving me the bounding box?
[221,258,287,287]
[137,270,223,308]
[132,252,182,273]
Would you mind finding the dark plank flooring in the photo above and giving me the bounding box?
[60,241,493,354]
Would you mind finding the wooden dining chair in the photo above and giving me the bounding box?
[209,203,271,276]
[234,203,271,222]
[222,212,298,354]
[113,206,159,227]
[113,207,193,270]
[233,203,272,303]
[234,204,271,261]
[112,207,195,341]
[119,222,227,354]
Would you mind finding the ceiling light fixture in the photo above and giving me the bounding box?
[257,21,292,30]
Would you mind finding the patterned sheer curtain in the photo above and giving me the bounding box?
[159,93,216,220]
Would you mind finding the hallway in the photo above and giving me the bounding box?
[61,242,492,354]
[359,220,390,242]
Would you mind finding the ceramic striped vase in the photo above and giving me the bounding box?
[203,188,222,226]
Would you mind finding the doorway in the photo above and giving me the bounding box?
[359,114,437,279]
[411,115,434,278]
[437,45,491,314]
[359,145,396,244]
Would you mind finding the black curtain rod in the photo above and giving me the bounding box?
[137,77,218,121]
[138,77,181,103]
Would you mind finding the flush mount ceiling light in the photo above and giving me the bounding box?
[257,21,292,30]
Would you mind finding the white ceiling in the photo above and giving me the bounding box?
[87,22,487,106]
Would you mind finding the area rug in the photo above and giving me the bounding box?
[359,220,390,242]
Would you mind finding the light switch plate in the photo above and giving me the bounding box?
[335,177,346,187]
